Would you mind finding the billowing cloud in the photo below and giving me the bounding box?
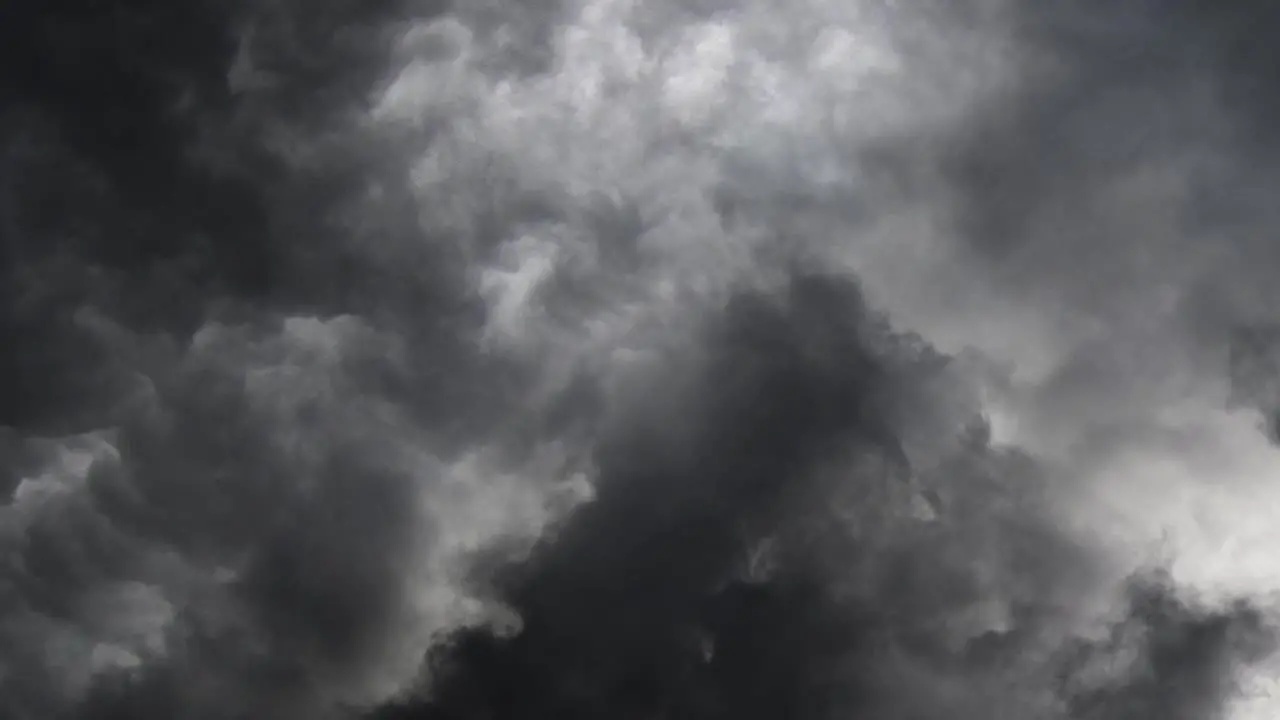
[3,1,1280,719]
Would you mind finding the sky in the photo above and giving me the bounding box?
[4,1,1280,718]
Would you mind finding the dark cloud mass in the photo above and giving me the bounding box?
[4,1,1280,719]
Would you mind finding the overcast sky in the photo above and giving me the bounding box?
[4,1,1280,718]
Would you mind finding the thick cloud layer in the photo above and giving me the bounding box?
[4,1,1280,719]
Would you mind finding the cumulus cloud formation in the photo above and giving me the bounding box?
[4,0,1280,719]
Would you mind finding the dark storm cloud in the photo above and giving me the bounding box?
[0,2,582,718]
[932,0,1280,380]
[375,273,1275,720]
[4,0,1280,719]
[1059,571,1276,720]
[0,310,587,718]
[376,273,987,719]
[867,0,1280,608]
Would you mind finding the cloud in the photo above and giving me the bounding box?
[0,311,589,719]
[4,1,1280,719]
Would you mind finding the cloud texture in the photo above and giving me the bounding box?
[4,0,1280,718]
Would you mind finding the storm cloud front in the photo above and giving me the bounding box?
[4,1,1280,718]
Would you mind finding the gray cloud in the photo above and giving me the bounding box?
[3,1,1280,719]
